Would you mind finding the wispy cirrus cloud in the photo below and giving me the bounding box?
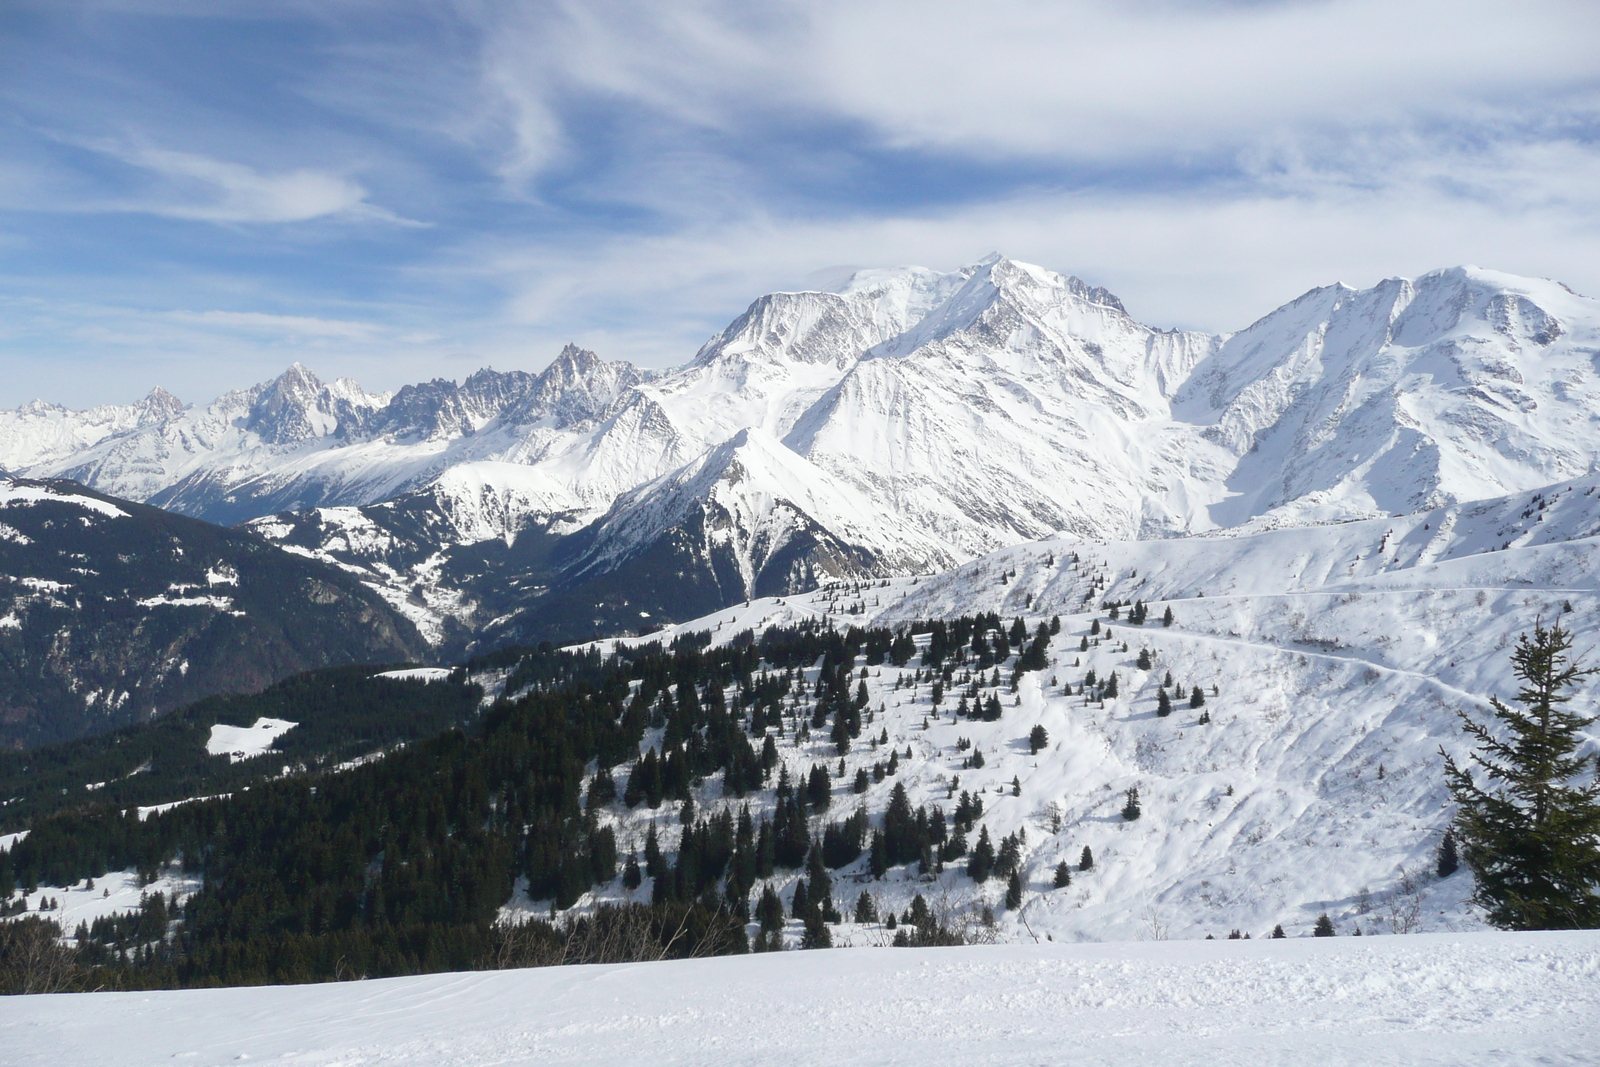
[42,138,423,226]
[1,0,1598,408]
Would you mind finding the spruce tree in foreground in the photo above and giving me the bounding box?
[1053,860,1072,888]
[1313,913,1335,936]
[1442,621,1600,930]
[1005,870,1023,910]
[1080,845,1094,872]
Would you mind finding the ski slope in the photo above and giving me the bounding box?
[5,932,1598,1067]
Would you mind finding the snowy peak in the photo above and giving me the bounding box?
[374,368,537,441]
[507,344,646,427]
[1183,265,1600,528]
[567,426,953,598]
[243,363,389,446]
[691,264,968,372]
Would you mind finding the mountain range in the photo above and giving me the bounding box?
[0,476,426,748]
[3,256,1597,658]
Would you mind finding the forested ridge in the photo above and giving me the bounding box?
[3,617,1022,989]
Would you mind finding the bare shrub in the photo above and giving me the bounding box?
[0,918,79,995]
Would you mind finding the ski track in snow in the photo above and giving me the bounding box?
[4,933,1598,1066]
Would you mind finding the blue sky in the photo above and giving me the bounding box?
[3,0,1598,408]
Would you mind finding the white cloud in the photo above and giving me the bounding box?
[78,140,420,225]
[459,136,1600,362]
[458,0,1600,173]
[165,310,387,340]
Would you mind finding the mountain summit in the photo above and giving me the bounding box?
[5,257,1598,647]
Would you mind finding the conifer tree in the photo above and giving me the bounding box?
[968,826,996,882]
[644,824,665,879]
[1437,830,1460,879]
[1080,845,1094,871]
[1029,724,1049,754]
[1053,860,1072,888]
[622,853,642,890]
[1271,923,1286,938]
[1121,786,1141,821]
[1443,621,1600,929]
[1190,685,1206,709]
[854,891,877,923]
[1313,913,1335,936]
[1005,870,1023,909]
[1157,688,1173,717]
[1162,606,1174,627]
[758,884,784,932]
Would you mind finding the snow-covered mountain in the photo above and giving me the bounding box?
[6,257,1599,646]
[0,475,427,748]
[1182,267,1600,531]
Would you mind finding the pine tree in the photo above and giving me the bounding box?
[1313,913,1335,937]
[1190,685,1205,709]
[1443,621,1600,929]
[758,884,784,932]
[1029,724,1049,753]
[854,891,877,923]
[968,826,995,882]
[1080,845,1094,871]
[1053,860,1072,888]
[1437,830,1460,878]
[1005,870,1023,910]
[1271,923,1286,938]
[1162,605,1174,627]
[1157,688,1173,717]
[1121,786,1141,821]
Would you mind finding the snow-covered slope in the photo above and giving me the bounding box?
[8,933,1599,1067]
[1182,267,1600,530]
[786,256,1222,549]
[555,473,1599,946]
[565,426,957,595]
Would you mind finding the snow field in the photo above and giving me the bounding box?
[4,932,1598,1067]
[203,717,298,762]
[545,513,1598,945]
[2,866,199,939]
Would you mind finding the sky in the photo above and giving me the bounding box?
[2,0,1598,409]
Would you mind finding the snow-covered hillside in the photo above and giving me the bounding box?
[8,933,1598,1066]
[551,475,1599,946]
[6,258,1597,648]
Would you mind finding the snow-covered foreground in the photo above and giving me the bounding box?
[5,932,1598,1066]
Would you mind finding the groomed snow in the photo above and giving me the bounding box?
[4,932,1597,1066]
[204,718,297,762]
